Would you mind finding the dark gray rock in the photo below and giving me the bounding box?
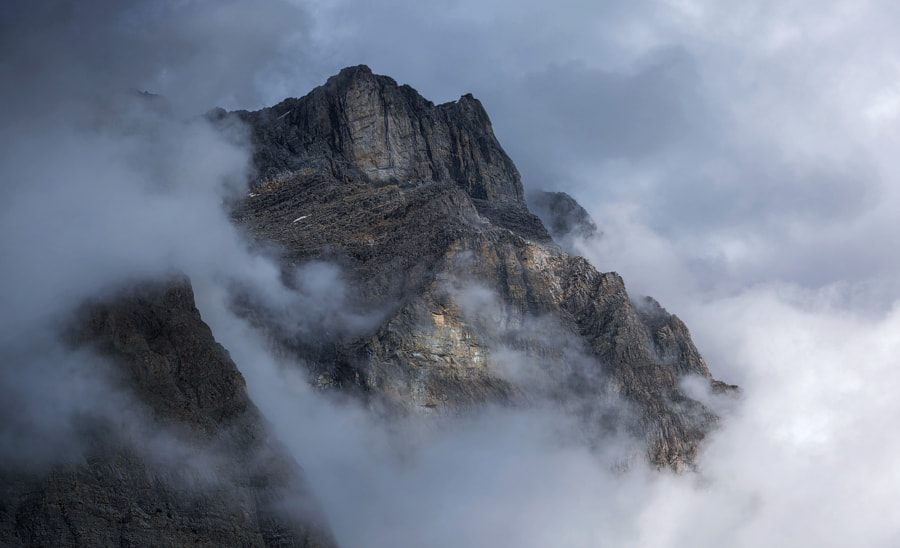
[230,67,737,470]
[232,65,549,241]
[0,278,336,548]
[529,190,599,249]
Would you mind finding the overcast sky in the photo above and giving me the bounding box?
[275,6,900,545]
[7,0,893,304]
[222,2,900,544]
[269,0,900,302]
[203,2,900,544]
[3,1,900,546]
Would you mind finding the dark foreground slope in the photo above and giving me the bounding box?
[230,65,736,470]
[0,278,335,547]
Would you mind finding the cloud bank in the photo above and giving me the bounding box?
[239,1,900,545]
[0,0,310,468]
[2,0,900,546]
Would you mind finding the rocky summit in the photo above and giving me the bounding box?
[1,66,735,547]
[230,65,736,470]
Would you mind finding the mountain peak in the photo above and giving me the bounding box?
[231,69,736,473]
[326,63,386,88]
[338,63,373,76]
[240,66,527,210]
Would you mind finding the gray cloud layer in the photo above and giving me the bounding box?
[219,1,900,545]
[0,0,311,468]
[295,0,900,296]
[3,1,900,546]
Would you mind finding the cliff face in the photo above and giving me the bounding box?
[0,279,335,548]
[232,65,547,242]
[243,65,524,204]
[0,65,736,547]
[230,66,736,470]
[529,190,600,252]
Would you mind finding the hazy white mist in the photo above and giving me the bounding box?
[2,0,899,546]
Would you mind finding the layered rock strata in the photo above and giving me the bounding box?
[229,66,736,470]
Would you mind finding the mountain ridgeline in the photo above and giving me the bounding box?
[0,66,735,546]
[230,65,736,468]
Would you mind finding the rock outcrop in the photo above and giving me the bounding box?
[529,190,600,251]
[0,278,335,547]
[0,65,736,547]
[229,66,736,470]
[231,65,549,243]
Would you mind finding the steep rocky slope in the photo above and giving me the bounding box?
[229,65,736,470]
[529,190,600,252]
[0,65,735,547]
[0,278,335,547]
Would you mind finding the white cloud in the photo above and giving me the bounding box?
[4,0,900,545]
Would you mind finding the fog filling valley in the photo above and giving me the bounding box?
[2,1,900,546]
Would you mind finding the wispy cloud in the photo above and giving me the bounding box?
[4,0,900,546]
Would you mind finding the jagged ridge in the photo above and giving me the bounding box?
[229,66,736,469]
[230,65,549,242]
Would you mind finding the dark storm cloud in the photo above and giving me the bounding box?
[0,0,307,117]
[0,0,315,335]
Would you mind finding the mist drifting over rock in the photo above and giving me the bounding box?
[4,1,900,547]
